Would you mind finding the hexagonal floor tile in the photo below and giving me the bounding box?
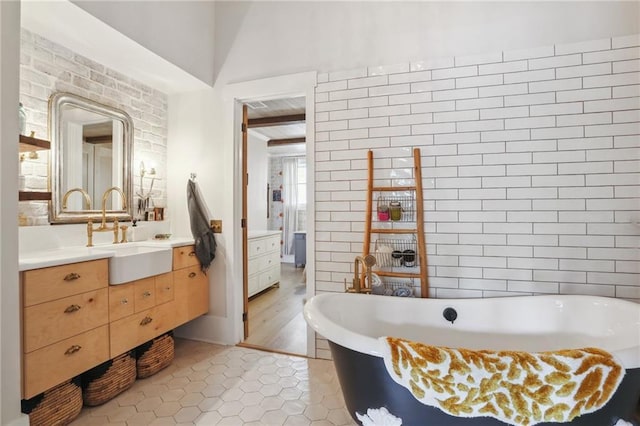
[217,400,244,417]
[238,405,266,422]
[240,391,264,406]
[304,404,329,421]
[284,414,312,426]
[153,401,182,418]
[180,392,205,407]
[195,410,222,425]
[260,409,288,425]
[173,406,202,423]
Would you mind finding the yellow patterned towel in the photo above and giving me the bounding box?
[381,337,625,426]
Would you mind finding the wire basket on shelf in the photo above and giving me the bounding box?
[375,195,415,223]
[373,237,419,268]
[371,278,416,297]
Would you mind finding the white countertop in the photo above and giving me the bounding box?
[248,230,281,239]
[19,237,195,271]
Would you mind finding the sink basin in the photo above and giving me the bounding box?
[93,244,172,285]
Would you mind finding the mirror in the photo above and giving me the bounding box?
[49,93,133,224]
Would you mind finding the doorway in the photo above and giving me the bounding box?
[241,96,308,356]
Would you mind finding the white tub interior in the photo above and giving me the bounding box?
[304,293,640,368]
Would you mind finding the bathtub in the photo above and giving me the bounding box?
[304,293,640,426]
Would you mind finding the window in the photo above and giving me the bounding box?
[296,157,306,209]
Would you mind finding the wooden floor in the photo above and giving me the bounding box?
[244,263,307,355]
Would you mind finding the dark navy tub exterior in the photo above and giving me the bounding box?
[329,341,640,426]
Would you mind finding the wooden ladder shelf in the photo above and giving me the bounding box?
[363,148,429,297]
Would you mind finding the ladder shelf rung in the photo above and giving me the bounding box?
[372,186,416,192]
[375,271,422,279]
[370,228,418,234]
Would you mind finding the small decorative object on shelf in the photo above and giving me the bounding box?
[377,204,390,221]
[403,249,416,267]
[389,201,402,221]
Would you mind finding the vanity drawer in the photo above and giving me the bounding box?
[22,259,108,307]
[109,284,135,322]
[248,257,261,276]
[172,245,198,270]
[248,239,267,258]
[172,265,209,327]
[264,234,280,253]
[259,266,280,289]
[260,251,280,271]
[109,301,176,358]
[134,277,156,312]
[23,288,109,353]
[248,274,259,296]
[23,324,109,399]
[155,272,174,305]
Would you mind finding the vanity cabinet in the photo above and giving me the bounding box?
[20,243,209,401]
[248,231,281,297]
[108,272,174,358]
[21,259,110,399]
[172,245,209,326]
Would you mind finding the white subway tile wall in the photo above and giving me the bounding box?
[315,35,640,358]
[19,29,168,225]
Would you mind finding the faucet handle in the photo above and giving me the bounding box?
[344,278,355,293]
[86,219,94,247]
[113,218,119,244]
[120,225,128,243]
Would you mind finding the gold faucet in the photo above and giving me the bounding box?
[345,254,376,293]
[62,188,92,210]
[86,186,127,247]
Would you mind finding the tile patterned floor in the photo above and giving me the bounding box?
[72,338,357,425]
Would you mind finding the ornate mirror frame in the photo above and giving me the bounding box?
[49,92,133,224]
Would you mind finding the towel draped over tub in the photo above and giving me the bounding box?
[380,336,625,426]
[187,179,216,273]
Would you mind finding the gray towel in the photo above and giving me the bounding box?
[187,180,216,273]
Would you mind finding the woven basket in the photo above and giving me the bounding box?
[22,378,82,426]
[136,331,174,379]
[82,351,136,406]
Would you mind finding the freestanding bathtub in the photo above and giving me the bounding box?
[304,293,640,426]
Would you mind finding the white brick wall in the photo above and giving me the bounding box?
[314,34,640,356]
[19,29,168,225]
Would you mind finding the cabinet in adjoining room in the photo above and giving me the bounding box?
[294,231,306,268]
[247,231,281,297]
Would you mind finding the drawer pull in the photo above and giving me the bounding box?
[64,345,82,355]
[188,272,196,278]
[143,291,152,297]
[188,251,196,257]
[121,298,129,305]
[164,286,171,291]
[63,272,81,281]
[140,316,153,326]
[64,304,81,314]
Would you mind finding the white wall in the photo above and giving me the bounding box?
[166,88,234,343]
[247,132,268,231]
[19,29,170,225]
[0,2,29,424]
[72,0,216,87]
[213,1,640,85]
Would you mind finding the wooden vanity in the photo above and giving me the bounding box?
[20,243,209,399]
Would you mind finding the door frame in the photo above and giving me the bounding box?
[224,71,317,357]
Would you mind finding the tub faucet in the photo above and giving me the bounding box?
[86,186,127,247]
[346,254,376,293]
